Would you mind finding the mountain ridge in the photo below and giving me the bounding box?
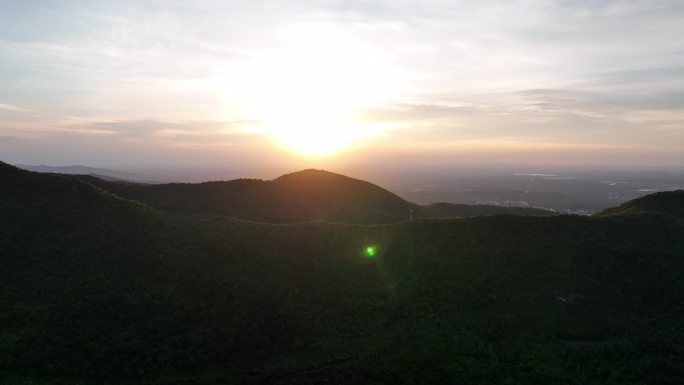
[65,165,556,223]
[7,161,682,222]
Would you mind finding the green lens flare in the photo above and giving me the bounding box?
[364,246,376,257]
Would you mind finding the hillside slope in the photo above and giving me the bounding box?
[598,189,684,219]
[78,168,554,223]
[2,161,684,384]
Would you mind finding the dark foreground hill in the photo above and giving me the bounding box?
[2,161,684,384]
[598,189,684,219]
[77,168,554,223]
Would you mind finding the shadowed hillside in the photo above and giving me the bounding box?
[2,161,684,384]
[76,168,554,223]
[598,190,684,219]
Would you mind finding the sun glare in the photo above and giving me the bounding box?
[223,23,399,156]
[267,110,369,156]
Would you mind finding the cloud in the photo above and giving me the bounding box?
[53,119,264,144]
[359,84,684,147]
[0,103,30,112]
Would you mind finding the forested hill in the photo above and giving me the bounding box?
[3,160,684,384]
[598,189,684,219]
[71,167,554,223]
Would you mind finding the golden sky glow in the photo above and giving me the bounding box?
[223,23,400,156]
[1,1,683,167]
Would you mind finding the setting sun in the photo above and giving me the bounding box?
[266,109,369,156]
[222,23,399,156]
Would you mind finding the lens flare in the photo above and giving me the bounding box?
[364,246,377,257]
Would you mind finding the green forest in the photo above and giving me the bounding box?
[2,161,684,384]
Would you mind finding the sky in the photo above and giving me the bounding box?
[1,0,683,169]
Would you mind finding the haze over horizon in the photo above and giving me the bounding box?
[2,0,683,169]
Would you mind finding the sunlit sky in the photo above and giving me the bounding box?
[1,0,683,169]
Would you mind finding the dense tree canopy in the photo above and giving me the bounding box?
[1,161,683,384]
